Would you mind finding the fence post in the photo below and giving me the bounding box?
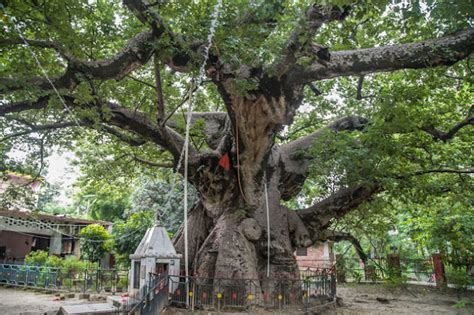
[387,253,401,277]
[96,269,100,293]
[191,278,195,311]
[364,265,375,282]
[83,269,87,293]
[432,253,446,288]
[303,278,308,312]
[331,272,336,299]
[335,255,346,283]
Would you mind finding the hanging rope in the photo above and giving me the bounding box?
[183,0,222,284]
[235,117,251,204]
[263,171,271,278]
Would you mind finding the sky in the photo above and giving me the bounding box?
[8,147,80,206]
[45,150,80,205]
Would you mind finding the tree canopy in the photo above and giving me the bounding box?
[0,0,472,279]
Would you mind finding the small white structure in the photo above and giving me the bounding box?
[129,221,181,295]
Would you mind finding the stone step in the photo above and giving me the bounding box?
[58,303,117,315]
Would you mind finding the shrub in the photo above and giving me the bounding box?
[384,268,409,289]
[447,268,474,289]
[25,250,48,266]
[45,255,64,268]
[63,256,88,274]
[80,224,112,264]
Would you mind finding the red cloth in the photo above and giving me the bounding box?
[218,153,230,171]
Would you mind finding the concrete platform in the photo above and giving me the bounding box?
[58,303,117,315]
[106,294,139,307]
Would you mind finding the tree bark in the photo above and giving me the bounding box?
[2,2,473,284]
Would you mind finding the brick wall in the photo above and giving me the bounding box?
[0,230,33,260]
[295,241,334,269]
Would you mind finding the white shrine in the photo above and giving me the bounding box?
[129,221,181,295]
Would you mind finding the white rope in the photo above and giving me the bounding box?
[0,8,127,201]
[2,8,182,243]
[3,11,80,126]
[183,0,222,284]
[1,3,223,270]
[263,171,271,278]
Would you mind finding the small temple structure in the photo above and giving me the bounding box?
[129,221,181,295]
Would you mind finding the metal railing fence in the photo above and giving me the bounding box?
[332,257,435,283]
[167,272,336,312]
[0,263,129,293]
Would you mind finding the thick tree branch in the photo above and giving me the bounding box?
[282,115,367,157]
[278,115,368,200]
[279,4,351,74]
[1,121,89,142]
[101,101,196,159]
[297,182,382,230]
[100,125,146,147]
[166,111,228,149]
[0,96,50,115]
[0,95,196,162]
[319,230,367,262]
[421,105,473,141]
[123,0,177,40]
[0,37,74,61]
[130,155,173,168]
[123,0,207,75]
[1,31,156,93]
[288,28,474,85]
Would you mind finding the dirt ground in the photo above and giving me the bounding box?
[0,287,101,315]
[0,284,473,315]
[332,283,474,315]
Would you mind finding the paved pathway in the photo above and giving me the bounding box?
[0,287,95,315]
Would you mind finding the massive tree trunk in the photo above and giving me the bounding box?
[173,159,303,280]
[2,0,473,283]
[171,79,374,280]
[172,93,296,279]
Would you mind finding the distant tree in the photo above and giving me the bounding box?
[112,210,155,267]
[74,179,131,222]
[1,0,472,280]
[131,175,198,234]
[37,182,61,211]
[89,195,129,222]
[79,224,111,264]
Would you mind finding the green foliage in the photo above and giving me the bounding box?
[45,255,64,268]
[24,250,49,266]
[36,181,77,215]
[73,178,131,222]
[131,174,198,234]
[0,0,472,277]
[79,224,112,264]
[112,210,155,268]
[452,299,466,309]
[452,298,474,309]
[446,267,474,290]
[383,267,409,289]
[383,274,409,289]
[24,251,90,273]
[62,255,89,273]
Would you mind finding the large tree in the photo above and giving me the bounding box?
[1,0,473,281]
